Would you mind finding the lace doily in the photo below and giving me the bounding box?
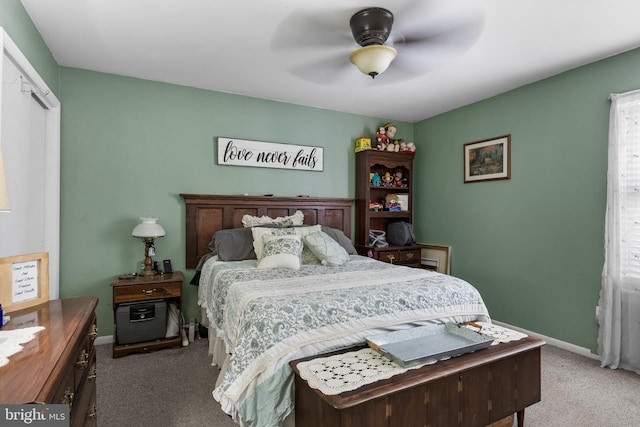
[297,324,528,396]
[461,322,528,344]
[296,347,425,396]
[0,326,45,367]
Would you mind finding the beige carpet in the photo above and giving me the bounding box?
[96,339,640,426]
[96,339,236,427]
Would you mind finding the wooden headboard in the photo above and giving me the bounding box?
[180,194,354,269]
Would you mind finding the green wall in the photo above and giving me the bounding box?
[414,48,640,352]
[58,68,413,335]
[4,0,640,351]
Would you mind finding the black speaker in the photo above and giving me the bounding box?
[163,259,173,274]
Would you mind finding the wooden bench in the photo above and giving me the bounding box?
[290,336,544,427]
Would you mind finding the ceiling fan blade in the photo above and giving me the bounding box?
[287,52,362,86]
[394,17,484,50]
[271,8,357,52]
[392,0,484,49]
[386,1,484,77]
[384,52,437,81]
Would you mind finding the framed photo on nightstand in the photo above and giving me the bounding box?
[420,245,451,275]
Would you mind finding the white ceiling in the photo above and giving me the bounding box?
[20,0,640,122]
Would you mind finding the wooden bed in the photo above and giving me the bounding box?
[179,194,539,427]
[180,194,353,269]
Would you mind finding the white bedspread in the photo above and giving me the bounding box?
[199,255,490,427]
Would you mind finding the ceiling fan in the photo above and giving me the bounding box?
[272,2,485,85]
[348,7,398,79]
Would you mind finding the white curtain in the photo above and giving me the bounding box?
[598,89,640,374]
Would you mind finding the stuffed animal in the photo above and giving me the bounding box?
[371,172,381,186]
[394,169,405,187]
[375,127,389,150]
[383,122,397,140]
[403,142,416,153]
[382,172,394,186]
[386,140,396,152]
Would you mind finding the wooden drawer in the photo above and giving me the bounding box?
[375,248,421,266]
[50,362,76,406]
[71,350,96,427]
[113,280,181,303]
[75,385,97,427]
[73,314,97,390]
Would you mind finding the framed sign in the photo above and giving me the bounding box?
[217,137,323,171]
[464,134,511,183]
[0,252,49,313]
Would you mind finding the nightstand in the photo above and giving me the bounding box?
[366,244,423,268]
[357,244,424,268]
[111,271,183,358]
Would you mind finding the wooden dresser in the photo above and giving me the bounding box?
[0,297,99,426]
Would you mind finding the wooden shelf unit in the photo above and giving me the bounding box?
[355,150,420,267]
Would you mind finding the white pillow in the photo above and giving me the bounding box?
[251,227,296,260]
[252,224,321,260]
[257,235,303,270]
[303,231,350,266]
[242,210,304,227]
[296,224,321,236]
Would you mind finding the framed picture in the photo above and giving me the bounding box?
[464,134,511,183]
[0,252,49,313]
[420,244,451,275]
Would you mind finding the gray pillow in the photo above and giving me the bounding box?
[321,226,358,255]
[210,228,257,261]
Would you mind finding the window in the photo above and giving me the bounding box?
[599,89,640,374]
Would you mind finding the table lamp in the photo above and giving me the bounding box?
[132,217,165,276]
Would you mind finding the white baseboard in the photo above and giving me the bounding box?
[95,335,112,346]
[95,323,601,361]
[493,320,600,361]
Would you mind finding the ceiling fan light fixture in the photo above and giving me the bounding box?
[349,45,397,79]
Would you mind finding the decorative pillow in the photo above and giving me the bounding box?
[242,210,304,227]
[321,226,358,255]
[292,225,322,264]
[252,224,322,262]
[303,231,350,266]
[257,235,303,270]
[209,227,257,261]
[300,247,322,265]
[251,226,297,260]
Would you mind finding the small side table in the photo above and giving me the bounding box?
[111,271,183,358]
[357,244,424,268]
